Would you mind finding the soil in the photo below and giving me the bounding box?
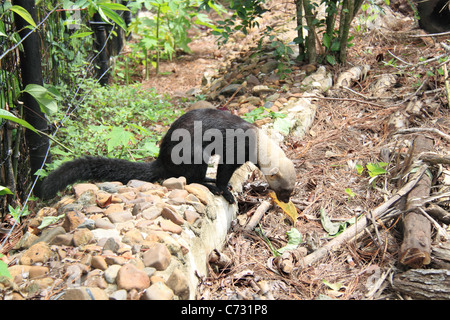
[132,1,450,300]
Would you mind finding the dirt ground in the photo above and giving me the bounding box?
[124,2,450,300]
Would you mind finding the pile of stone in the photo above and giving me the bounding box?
[3,177,236,300]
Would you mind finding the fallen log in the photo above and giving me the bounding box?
[431,242,450,269]
[393,269,450,300]
[399,135,434,268]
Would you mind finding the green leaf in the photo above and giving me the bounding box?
[326,54,336,65]
[0,186,13,196]
[323,279,343,291]
[98,2,129,11]
[255,226,280,257]
[322,33,331,49]
[320,208,341,236]
[0,109,38,134]
[8,204,30,224]
[0,260,11,279]
[98,5,127,30]
[356,164,364,175]
[320,208,357,237]
[330,40,340,52]
[22,84,58,114]
[273,118,291,135]
[366,162,387,177]
[38,214,65,229]
[345,188,356,198]
[9,5,36,28]
[105,127,134,153]
[142,141,160,157]
[69,31,94,39]
[277,228,302,254]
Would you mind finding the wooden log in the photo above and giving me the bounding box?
[399,135,433,268]
[427,203,450,225]
[431,242,450,269]
[393,269,450,299]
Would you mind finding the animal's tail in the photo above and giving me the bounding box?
[38,156,165,200]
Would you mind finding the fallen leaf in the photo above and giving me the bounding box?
[268,191,298,223]
[277,228,302,254]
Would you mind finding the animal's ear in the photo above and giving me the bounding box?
[269,167,280,176]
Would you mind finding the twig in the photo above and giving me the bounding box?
[366,210,382,247]
[387,50,414,66]
[417,207,448,241]
[222,83,245,110]
[393,127,450,142]
[409,30,450,37]
[342,86,378,100]
[427,204,450,224]
[419,152,450,165]
[245,201,271,231]
[308,95,386,108]
[298,165,428,268]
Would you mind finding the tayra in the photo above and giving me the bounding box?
[39,109,296,203]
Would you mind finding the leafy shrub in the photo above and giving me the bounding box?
[45,84,181,174]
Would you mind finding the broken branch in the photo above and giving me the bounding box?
[393,127,450,142]
[245,200,271,231]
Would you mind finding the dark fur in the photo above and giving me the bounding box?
[39,109,261,203]
[416,0,450,33]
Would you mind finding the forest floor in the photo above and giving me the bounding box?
[132,2,450,300]
[129,3,450,301]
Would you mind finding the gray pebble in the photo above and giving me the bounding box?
[109,289,128,300]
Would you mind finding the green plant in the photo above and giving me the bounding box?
[256,226,302,257]
[8,204,31,224]
[0,254,11,279]
[212,0,267,44]
[127,0,223,76]
[211,0,362,64]
[356,161,388,188]
[243,106,287,123]
[45,84,181,175]
[320,208,356,237]
[243,106,292,135]
[344,187,356,199]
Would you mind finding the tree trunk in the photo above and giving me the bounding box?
[302,0,317,63]
[295,0,305,60]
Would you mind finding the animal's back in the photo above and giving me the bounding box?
[157,108,256,181]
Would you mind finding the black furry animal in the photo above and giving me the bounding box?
[416,0,450,33]
[39,109,296,203]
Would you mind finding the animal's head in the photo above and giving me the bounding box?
[264,157,296,203]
